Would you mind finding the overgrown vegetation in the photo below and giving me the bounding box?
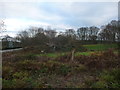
[2,47,120,88]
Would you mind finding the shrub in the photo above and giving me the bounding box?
[2,79,15,88]
[12,71,29,79]
[72,64,87,73]
[92,68,120,88]
[2,66,14,80]
[25,53,36,60]
[39,60,71,75]
[11,78,26,88]
[75,49,120,70]
[91,81,107,88]
[58,64,71,76]
[15,60,41,71]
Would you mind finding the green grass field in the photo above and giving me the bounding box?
[35,44,118,58]
[36,52,67,58]
[75,51,95,56]
[36,51,118,58]
[36,52,93,58]
[83,44,118,51]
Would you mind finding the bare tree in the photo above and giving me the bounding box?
[77,27,88,41]
[88,26,99,41]
[0,19,6,34]
[65,29,76,40]
[0,19,6,50]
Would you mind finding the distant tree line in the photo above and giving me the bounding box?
[15,20,120,52]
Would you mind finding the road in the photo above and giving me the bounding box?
[0,48,23,53]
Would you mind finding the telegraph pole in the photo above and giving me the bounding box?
[118,1,120,56]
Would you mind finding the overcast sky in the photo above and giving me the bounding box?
[0,0,118,37]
